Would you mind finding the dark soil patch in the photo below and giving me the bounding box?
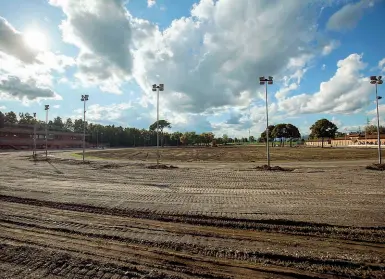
[146,164,178,169]
[366,164,385,171]
[254,165,293,172]
[27,156,91,165]
[95,163,126,169]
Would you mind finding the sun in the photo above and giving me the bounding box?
[23,30,48,51]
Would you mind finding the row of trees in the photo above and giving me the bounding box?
[2,111,384,148]
[0,111,255,147]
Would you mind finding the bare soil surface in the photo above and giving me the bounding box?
[83,145,385,163]
[0,151,384,278]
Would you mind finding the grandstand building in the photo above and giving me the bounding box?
[0,123,87,150]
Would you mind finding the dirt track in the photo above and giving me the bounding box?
[84,145,385,163]
[0,151,384,278]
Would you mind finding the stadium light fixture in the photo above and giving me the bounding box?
[152,84,164,167]
[369,76,383,164]
[259,76,274,167]
[81,94,89,162]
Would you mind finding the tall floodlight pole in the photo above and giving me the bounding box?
[248,106,251,144]
[33,113,37,157]
[259,76,273,167]
[365,117,370,148]
[370,76,383,164]
[81,94,89,162]
[44,105,49,158]
[152,83,164,167]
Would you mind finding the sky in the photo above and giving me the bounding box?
[0,0,385,138]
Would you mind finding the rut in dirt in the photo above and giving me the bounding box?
[0,194,383,243]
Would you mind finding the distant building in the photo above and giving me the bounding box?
[0,123,88,150]
[306,133,385,147]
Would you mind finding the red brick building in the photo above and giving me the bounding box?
[0,123,88,150]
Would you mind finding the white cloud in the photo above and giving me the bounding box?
[0,76,60,101]
[367,104,385,116]
[379,58,385,72]
[0,105,6,110]
[52,104,61,109]
[322,64,326,70]
[0,18,73,101]
[327,0,376,31]
[147,0,156,8]
[132,0,330,114]
[73,102,132,121]
[278,53,372,115]
[36,52,75,73]
[275,83,298,100]
[49,0,133,93]
[331,116,342,127]
[322,40,340,55]
[0,16,39,63]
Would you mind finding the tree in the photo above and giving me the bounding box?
[18,113,35,125]
[201,132,214,146]
[74,119,87,133]
[180,133,188,146]
[171,132,183,146]
[260,125,275,146]
[365,125,385,135]
[64,118,74,132]
[4,111,18,124]
[53,116,64,131]
[222,134,229,145]
[286,124,301,147]
[185,132,197,145]
[149,120,171,147]
[272,124,288,147]
[309,118,338,148]
[0,111,4,128]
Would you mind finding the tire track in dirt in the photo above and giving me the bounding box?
[1,197,385,278]
[1,218,384,277]
[0,243,175,279]
[0,195,383,243]
[1,228,324,279]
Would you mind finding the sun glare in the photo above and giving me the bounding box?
[23,30,48,51]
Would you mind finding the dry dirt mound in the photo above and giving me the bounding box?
[366,164,385,171]
[254,165,293,172]
[146,164,178,169]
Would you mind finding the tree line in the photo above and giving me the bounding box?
[1,111,383,148]
[0,111,253,147]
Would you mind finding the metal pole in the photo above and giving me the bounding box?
[83,98,86,162]
[265,82,270,167]
[33,114,37,157]
[156,87,160,167]
[248,106,251,144]
[375,83,382,164]
[365,117,369,148]
[45,109,48,158]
